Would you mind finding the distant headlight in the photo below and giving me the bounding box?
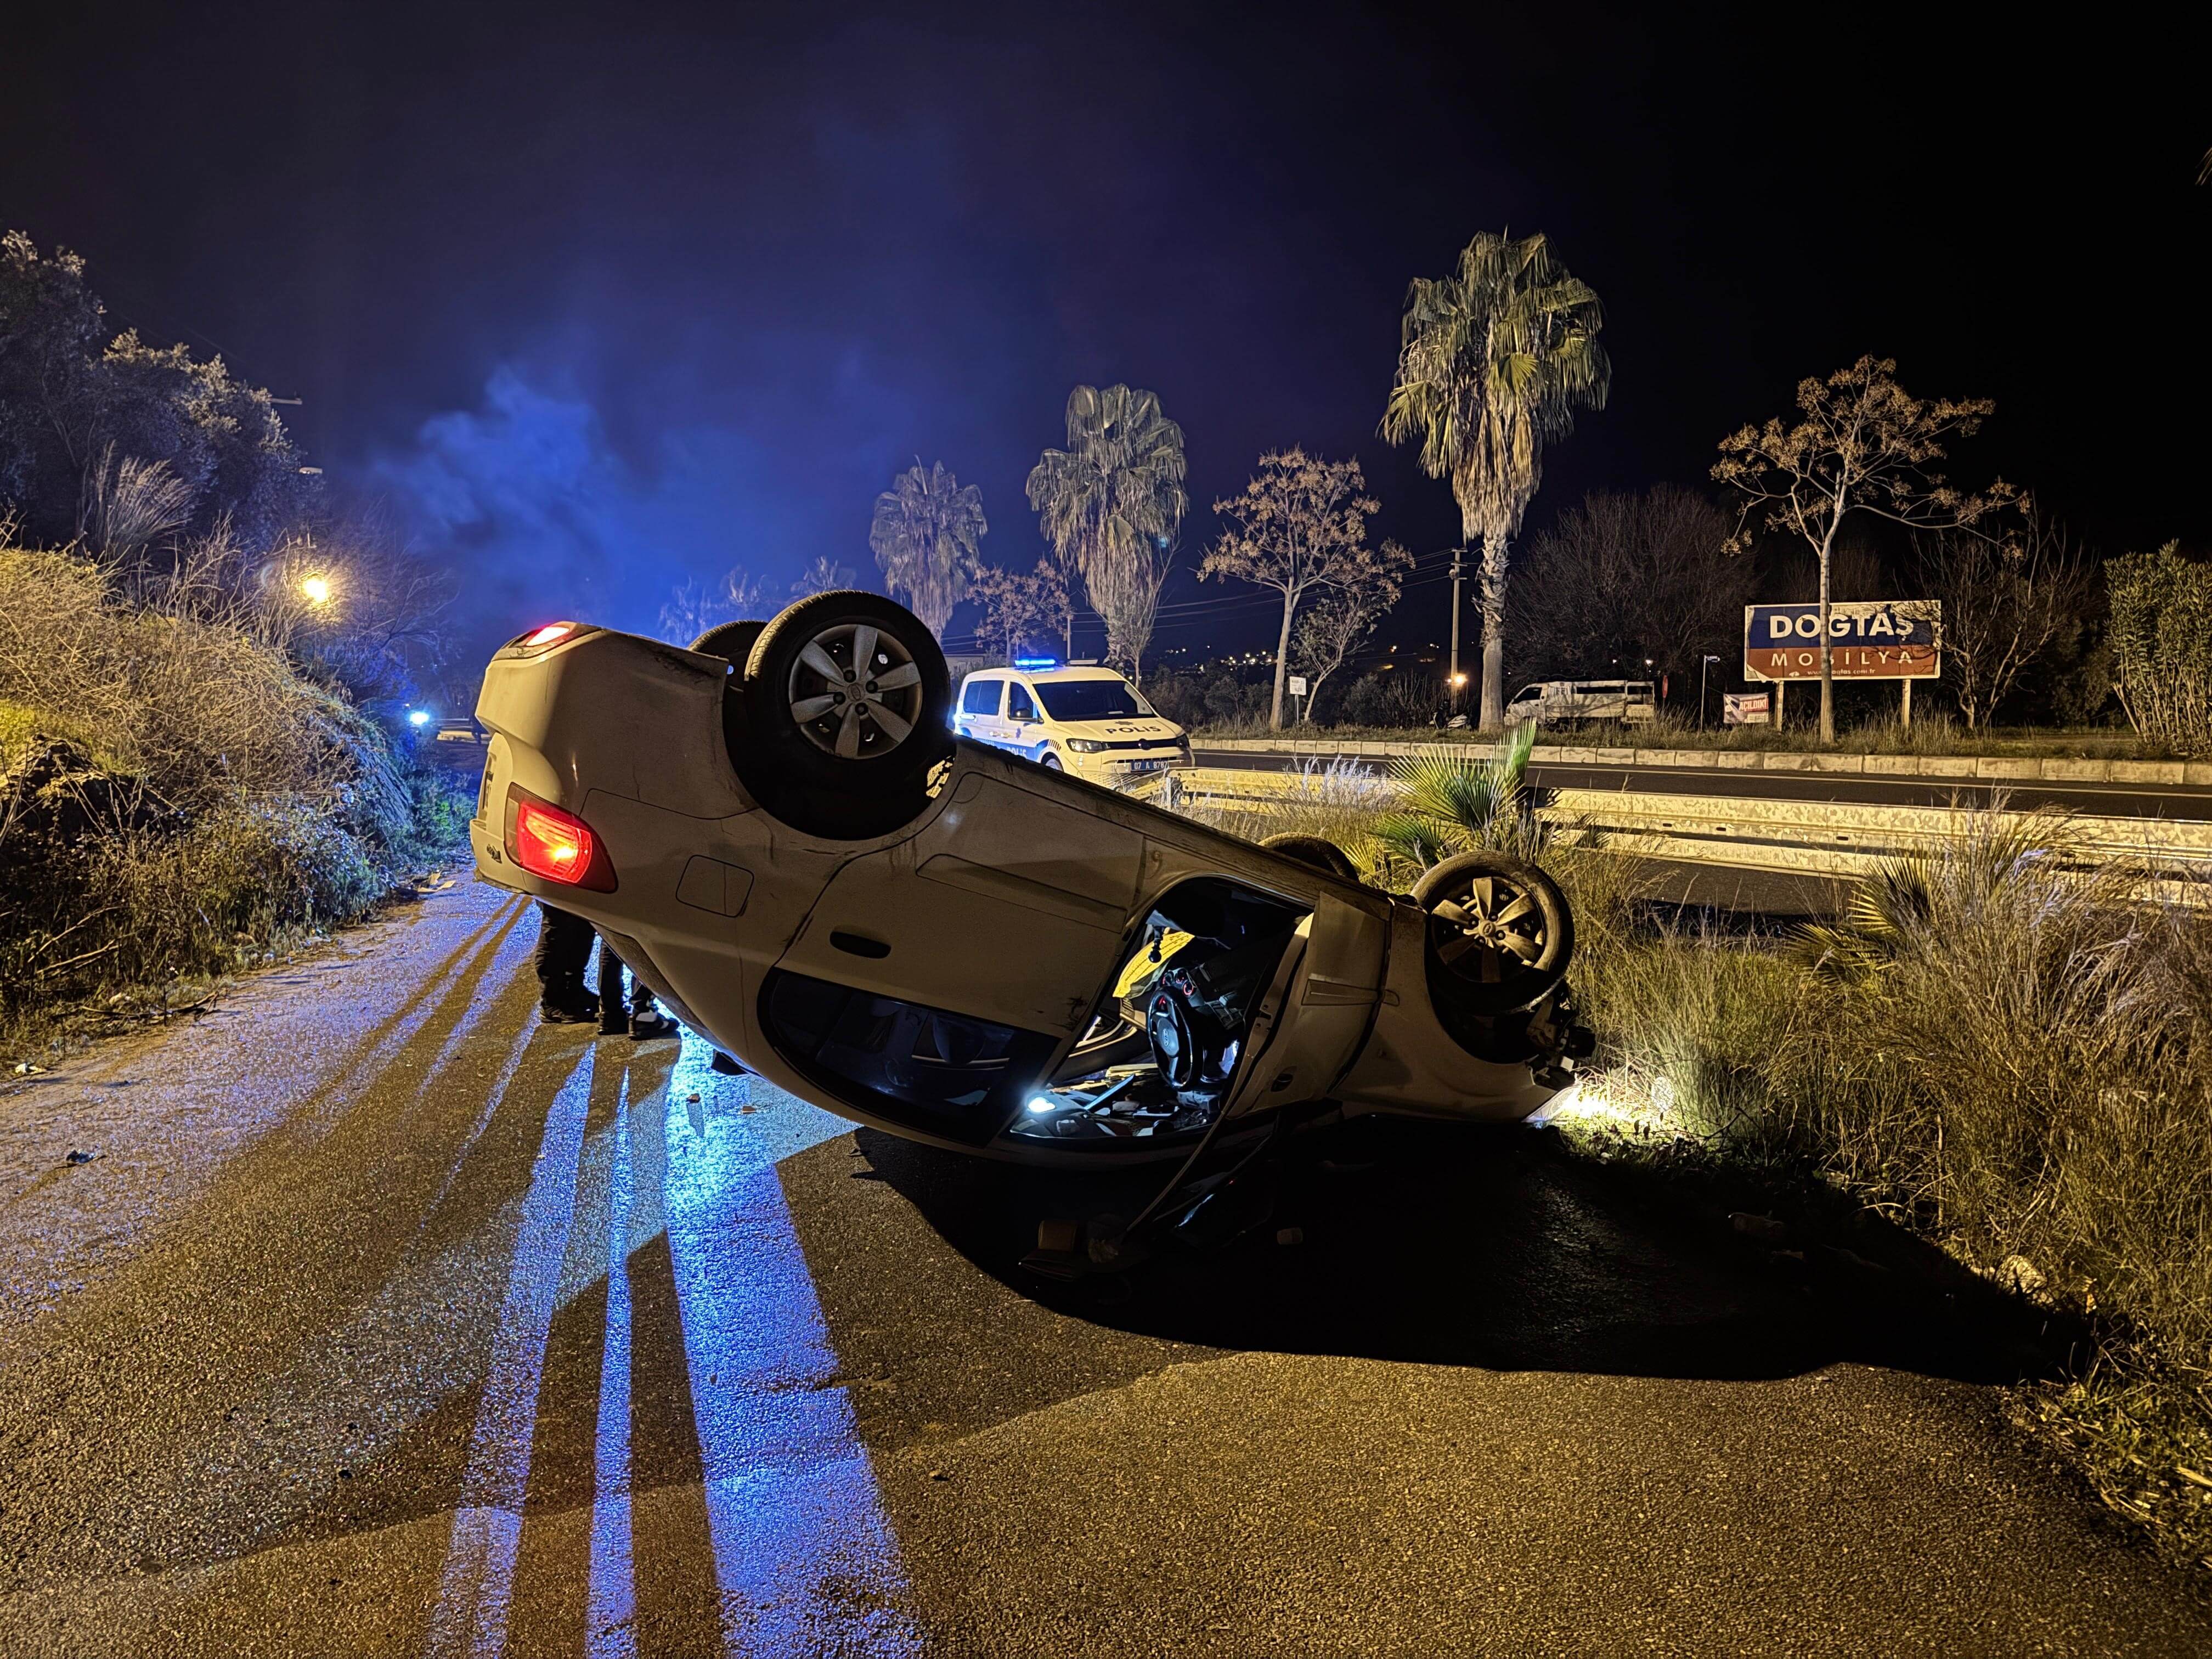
[1065,738,1108,753]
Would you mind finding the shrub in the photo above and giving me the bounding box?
[2108,542,2212,756]
[0,541,461,1047]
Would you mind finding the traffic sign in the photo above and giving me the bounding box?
[1743,602,1939,681]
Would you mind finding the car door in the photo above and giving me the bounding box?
[772,769,1142,1039]
[1005,679,1045,760]
[958,674,1007,751]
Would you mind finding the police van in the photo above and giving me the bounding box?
[953,661,1193,787]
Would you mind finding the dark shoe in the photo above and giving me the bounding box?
[630,1006,680,1041]
[540,978,598,1024]
[598,1005,629,1036]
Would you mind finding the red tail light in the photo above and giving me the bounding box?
[510,794,616,890]
[520,622,577,648]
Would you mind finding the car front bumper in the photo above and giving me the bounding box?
[1069,752,1189,787]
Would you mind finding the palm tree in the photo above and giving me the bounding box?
[1024,385,1187,668]
[868,461,985,638]
[1383,232,1610,729]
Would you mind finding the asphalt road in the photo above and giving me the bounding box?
[1192,747,2212,821]
[4,881,2208,1656]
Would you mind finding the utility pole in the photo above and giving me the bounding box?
[1447,546,1464,710]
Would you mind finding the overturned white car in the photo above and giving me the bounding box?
[469,591,1592,1167]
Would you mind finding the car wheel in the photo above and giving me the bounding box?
[738,591,952,837]
[691,618,767,665]
[1261,833,1359,882]
[1412,851,1572,1017]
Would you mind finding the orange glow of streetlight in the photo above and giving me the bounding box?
[300,574,332,606]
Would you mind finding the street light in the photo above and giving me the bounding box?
[1700,654,1722,730]
[300,574,332,606]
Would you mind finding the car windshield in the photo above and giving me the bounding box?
[1034,679,1152,722]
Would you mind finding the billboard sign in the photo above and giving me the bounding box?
[1723,691,1770,726]
[1743,602,1939,681]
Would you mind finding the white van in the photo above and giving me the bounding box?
[954,664,1192,786]
[1505,679,1657,726]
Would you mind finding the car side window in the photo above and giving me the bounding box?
[760,969,1057,1145]
[1007,684,1039,722]
[961,677,1003,717]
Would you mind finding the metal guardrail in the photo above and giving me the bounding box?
[1192,736,2212,790]
[1147,766,2212,904]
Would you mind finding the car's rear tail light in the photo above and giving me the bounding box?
[521,622,577,648]
[509,793,616,890]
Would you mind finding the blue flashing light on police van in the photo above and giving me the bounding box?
[408,709,431,727]
[1013,657,1058,670]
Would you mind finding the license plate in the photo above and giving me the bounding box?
[1127,760,1163,772]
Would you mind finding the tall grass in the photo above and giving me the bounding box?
[1169,767,2212,1566]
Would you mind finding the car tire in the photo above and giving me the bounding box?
[1261,833,1360,883]
[1412,851,1572,1018]
[691,618,768,665]
[738,591,952,838]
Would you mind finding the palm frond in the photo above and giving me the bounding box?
[1372,810,1452,873]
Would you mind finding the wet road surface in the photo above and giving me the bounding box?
[3,882,2208,1656]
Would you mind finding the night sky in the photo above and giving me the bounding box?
[4,2,2204,674]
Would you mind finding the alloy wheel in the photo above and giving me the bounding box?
[785,622,926,759]
[1427,872,1548,985]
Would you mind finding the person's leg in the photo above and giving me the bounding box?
[595,934,629,1035]
[535,902,599,1021]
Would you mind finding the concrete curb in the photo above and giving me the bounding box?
[1192,736,2208,790]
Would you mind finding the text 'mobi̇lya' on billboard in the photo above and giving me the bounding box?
[1742,602,1941,681]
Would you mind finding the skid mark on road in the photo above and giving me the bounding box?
[655,1045,919,1656]
[426,1048,595,1659]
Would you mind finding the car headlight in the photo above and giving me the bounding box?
[1064,738,1107,753]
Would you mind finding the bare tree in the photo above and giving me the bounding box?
[790,554,855,599]
[1509,487,1748,684]
[658,565,774,643]
[968,557,1066,663]
[1714,355,2016,741]
[1202,450,1381,730]
[1293,538,1414,719]
[1909,500,2087,730]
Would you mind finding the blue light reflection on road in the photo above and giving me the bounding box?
[658,1042,920,1655]
[426,1047,595,1659]
[585,1065,638,1659]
